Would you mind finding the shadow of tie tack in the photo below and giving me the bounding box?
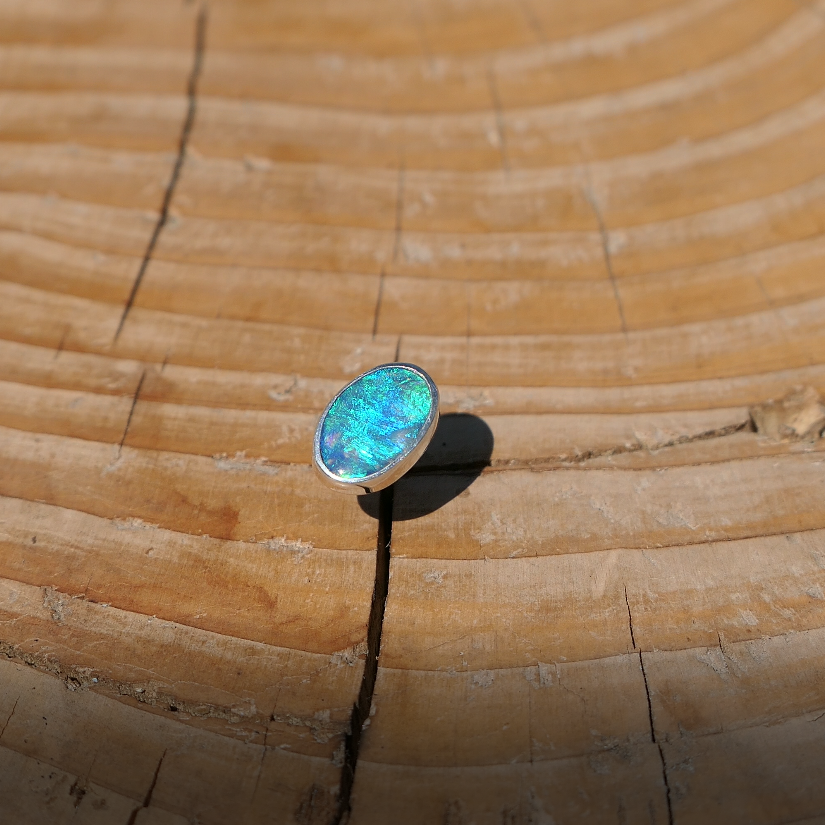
[358,413,494,521]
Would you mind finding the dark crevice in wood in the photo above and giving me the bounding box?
[118,369,146,455]
[657,744,675,825]
[114,5,207,341]
[625,586,637,650]
[126,749,166,825]
[332,484,394,824]
[143,750,166,808]
[639,654,655,742]
[408,418,752,475]
[251,741,268,805]
[53,326,68,361]
[0,696,18,740]
[640,652,674,825]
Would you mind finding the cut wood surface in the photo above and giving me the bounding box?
[0,0,824,822]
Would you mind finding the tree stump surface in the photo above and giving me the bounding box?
[1,0,825,822]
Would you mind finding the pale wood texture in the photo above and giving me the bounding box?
[1,0,824,822]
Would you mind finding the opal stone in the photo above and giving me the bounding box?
[319,366,434,481]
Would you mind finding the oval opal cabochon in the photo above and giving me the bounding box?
[318,365,436,485]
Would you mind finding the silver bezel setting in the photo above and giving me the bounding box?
[313,363,440,494]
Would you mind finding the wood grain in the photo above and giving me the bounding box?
[1,0,824,821]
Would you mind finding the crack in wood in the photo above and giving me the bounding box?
[6,1,825,819]
[0,696,18,740]
[251,742,268,806]
[583,180,628,336]
[118,369,146,455]
[114,4,207,341]
[409,419,752,476]
[332,484,394,824]
[625,586,637,650]
[640,652,674,825]
[127,749,166,825]
[639,657,656,744]
[657,743,675,825]
[53,326,69,361]
[143,750,166,808]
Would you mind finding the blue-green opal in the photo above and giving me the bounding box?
[320,366,433,480]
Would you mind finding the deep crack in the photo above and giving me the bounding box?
[332,485,393,823]
[410,419,752,476]
[127,749,166,824]
[0,696,18,739]
[657,743,675,825]
[625,587,637,650]
[640,653,674,825]
[118,369,146,455]
[639,653,656,743]
[53,326,68,360]
[114,5,207,341]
